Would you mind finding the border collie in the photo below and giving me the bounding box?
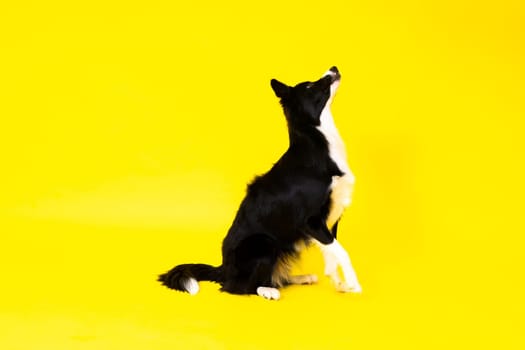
[159,67,361,300]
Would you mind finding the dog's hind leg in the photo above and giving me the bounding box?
[256,286,281,300]
[224,238,282,300]
[222,264,281,300]
[251,259,282,300]
[287,274,318,285]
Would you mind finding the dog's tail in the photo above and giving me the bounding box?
[158,264,223,295]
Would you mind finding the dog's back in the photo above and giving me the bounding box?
[219,124,341,293]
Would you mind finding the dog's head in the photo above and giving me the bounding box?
[271,66,341,127]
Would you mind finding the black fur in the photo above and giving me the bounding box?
[159,68,343,296]
[158,264,223,288]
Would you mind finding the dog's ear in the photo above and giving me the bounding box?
[271,79,290,99]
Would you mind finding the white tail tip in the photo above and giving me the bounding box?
[184,278,199,295]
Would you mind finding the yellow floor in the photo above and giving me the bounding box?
[0,216,518,350]
[0,214,522,349]
[1,1,524,349]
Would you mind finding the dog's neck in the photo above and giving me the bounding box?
[317,108,349,174]
[287,122,329,151]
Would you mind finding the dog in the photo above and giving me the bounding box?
[158,67,361,300]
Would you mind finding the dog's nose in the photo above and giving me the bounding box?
[323,66,341,82]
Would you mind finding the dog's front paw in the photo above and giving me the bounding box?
[336,280,362,293]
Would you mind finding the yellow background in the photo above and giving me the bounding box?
[1,1,524,349]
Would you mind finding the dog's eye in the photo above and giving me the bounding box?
[306,83,313,89]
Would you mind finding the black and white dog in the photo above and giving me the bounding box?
[159,67,361,300]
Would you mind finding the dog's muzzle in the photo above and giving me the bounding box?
[324,66,341,83]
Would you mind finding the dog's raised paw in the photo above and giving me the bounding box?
[257,287,281,300]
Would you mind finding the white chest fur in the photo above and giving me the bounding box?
[312,68,361,294]
[317,108,355,228]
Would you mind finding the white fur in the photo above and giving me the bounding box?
[184,277,199,295]
[318,70,355,228]
[316,239,361,293]
[315,69,361,293]
[257,287,281,300]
